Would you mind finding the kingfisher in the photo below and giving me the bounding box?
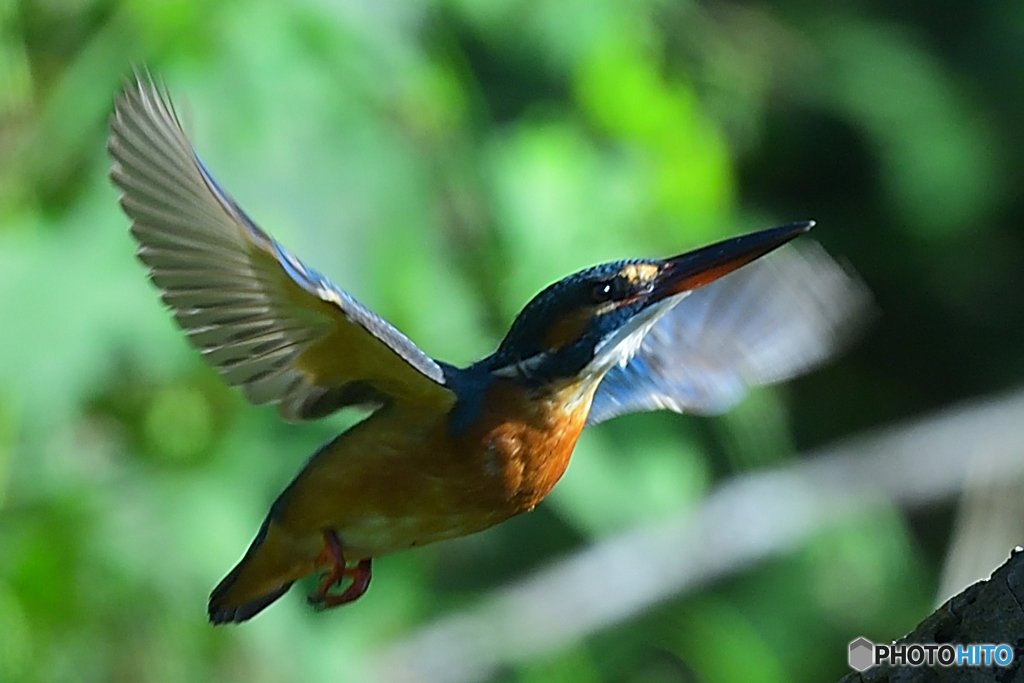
[108,73,867,624]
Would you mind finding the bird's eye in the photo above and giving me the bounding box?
[592,277,629,303]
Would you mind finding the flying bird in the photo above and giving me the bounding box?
[107,73,869,624]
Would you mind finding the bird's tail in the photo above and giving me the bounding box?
[208,517,317,624]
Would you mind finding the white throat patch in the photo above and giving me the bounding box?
[584,291,691,380]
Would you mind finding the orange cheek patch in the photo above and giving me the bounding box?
[620,263,659,284]
[542,309,593,352]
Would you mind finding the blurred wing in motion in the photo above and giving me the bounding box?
[108,73,454,421]
[587,242,871,425]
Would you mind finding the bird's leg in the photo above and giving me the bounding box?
[308,528,373,608]
[323,558,372,607]
[312,529,346,596]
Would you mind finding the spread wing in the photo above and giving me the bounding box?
[108,72,454,421]
[587,242,872,426]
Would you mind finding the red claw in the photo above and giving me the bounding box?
[308,529,373,608]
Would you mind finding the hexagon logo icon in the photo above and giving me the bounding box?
[848,637,875,672]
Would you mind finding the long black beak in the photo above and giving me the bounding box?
[652,221,814,299]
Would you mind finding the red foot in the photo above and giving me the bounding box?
[308,528,372,609]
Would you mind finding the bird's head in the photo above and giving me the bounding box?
[483,222,814,386]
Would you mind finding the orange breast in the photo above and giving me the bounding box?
[267,376,598,559]
[457,376,597,516]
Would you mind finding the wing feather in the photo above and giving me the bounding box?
[587,242,872,425]
[109,72,454,420]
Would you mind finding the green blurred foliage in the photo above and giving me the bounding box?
[1,0,1022,681]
